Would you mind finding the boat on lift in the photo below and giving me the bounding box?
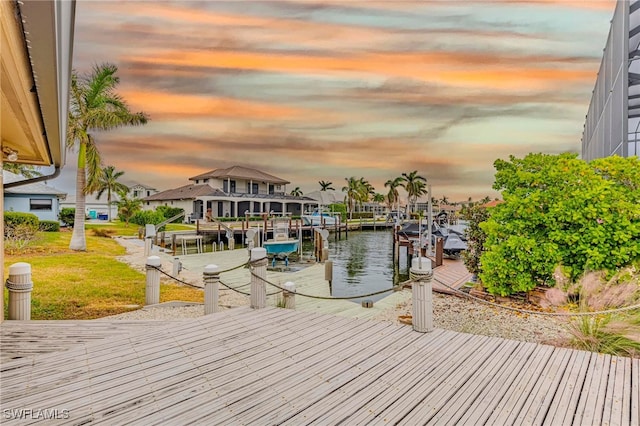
[263,219,299,266]
[301,209,337,226]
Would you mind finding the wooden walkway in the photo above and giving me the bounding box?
[1,307,637,425]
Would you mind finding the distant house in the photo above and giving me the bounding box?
[143,165,318,221]
[60,181,158,220]
[3,171,67,222]
[125,182,158,199]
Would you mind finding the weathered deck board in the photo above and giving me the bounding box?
[1,307,636,425]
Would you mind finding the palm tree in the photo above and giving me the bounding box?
[290,187,303,196]
[318,180,334,191]
[116,190,142,225]
[89,165,129,222]
[385,177,405,216]
[373,193,385,203]
[440,195,449,205]
[67,63,148,250]
[3,164,42,178]
[357,177,374,210]
[402,170,427,213]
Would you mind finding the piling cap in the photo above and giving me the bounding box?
[284,281,296,290]
[250,247,267,261]
[411,257,432,272]
[204,264,219,274]
[8,262,31,275]
[146,256,162,267]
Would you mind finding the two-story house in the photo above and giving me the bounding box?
[142,165,318,221]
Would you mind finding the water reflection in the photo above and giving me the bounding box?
[305,231,409,303]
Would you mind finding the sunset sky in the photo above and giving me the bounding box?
[54,0,615,203]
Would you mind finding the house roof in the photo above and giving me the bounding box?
[189,166,290,185]
[142,184,224,201]
[481,200,503,208]
[122,181,157,191]
[3,171,66,197]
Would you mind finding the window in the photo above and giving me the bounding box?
[30,199,52,211]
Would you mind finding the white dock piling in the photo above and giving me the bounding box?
[283,281,296,309]
[250,247,267,309]
[6,262,33,320]
[145,256,161,305]
[410,257,433,333]
[203,264,220,314]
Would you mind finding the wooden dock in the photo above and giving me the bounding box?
[1,307,637,424]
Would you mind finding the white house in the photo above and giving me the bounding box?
[143,165,318,221]
[3,171,67,222]
[60,181,158,220]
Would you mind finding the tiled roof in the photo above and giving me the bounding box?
[189,166,289,185]
[142,184,224,201]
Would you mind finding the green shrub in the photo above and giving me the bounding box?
[155,206,184,222]
[328,203,347,220]
[129,210,165,227]
[59,207,75,227]
[480,153,640,296]
[461,204,491,277]
[350,212,373,219]
[4,212,39,229]
[39,220,60,232]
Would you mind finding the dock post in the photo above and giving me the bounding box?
[410,257,433,333]
[325,260,333,286]
[203,264,220,314]
[144,237,152,257]
[250,247,267,309]
[283,281,296,309]
[145,256,161,305]
[6,262,33,320]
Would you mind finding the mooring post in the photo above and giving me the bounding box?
[145,256,161,305]
[172,257,182,276]
[250,247,267,309]
[6,262,33,320]
[283,281,296,309]
[203,264,220,314]
[325,260,333,286]
[410,257,433,333]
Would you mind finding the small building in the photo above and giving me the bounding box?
[3,171,67,222]
[143,165,318,221]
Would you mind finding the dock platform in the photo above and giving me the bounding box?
[1,307,637,424]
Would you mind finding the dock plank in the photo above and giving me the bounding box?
[1,307,636,425]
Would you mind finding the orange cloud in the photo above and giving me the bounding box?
[119,88,334,121]
[124,48,596,91]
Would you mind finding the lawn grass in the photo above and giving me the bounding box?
[3,231,203,320]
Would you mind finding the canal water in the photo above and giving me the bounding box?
[304,230,410,303]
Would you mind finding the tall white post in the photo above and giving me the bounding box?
[145,256,161,305]
[203,264,220,315]
[250,247,267,309]
[144,238,152,257]
[6,262,33,320]
[283,281,296,309]
[410,257,433,333]
[427,184,433,256]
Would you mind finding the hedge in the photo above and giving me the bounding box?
[39,220,60,232]
[4,212,39,228]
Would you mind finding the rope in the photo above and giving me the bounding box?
[149,257,248,289]
[152,266,203,289]
[219,279,281,296]
[249,268,400,300]
[431,277,640,317]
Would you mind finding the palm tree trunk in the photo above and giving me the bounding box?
[69,164,87,251]
[107,188,111,222]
